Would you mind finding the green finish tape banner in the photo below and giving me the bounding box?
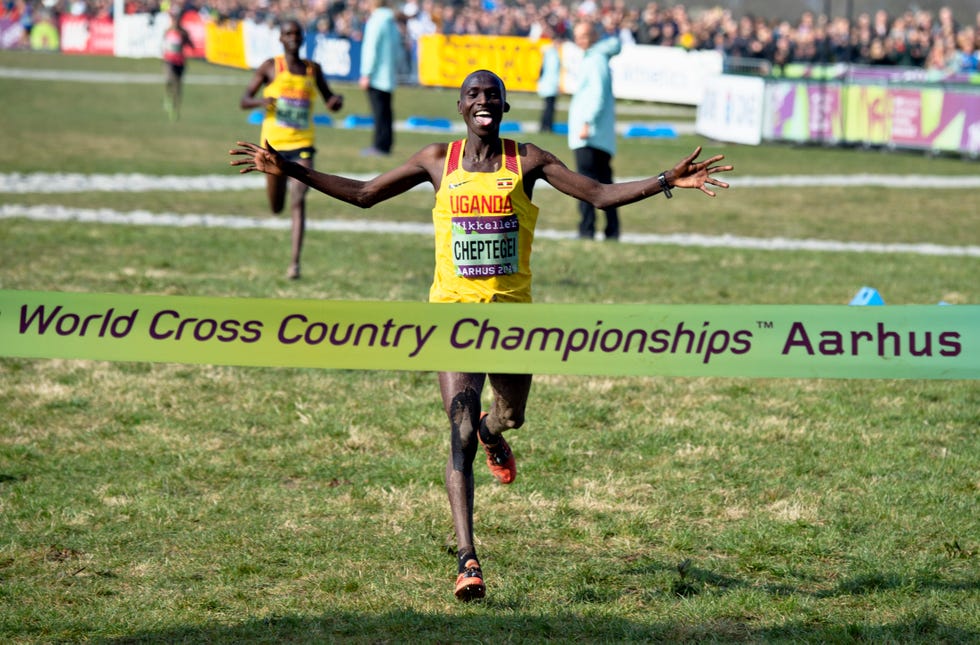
[1,290,977,380]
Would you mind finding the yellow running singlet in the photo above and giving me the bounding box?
[260,57,317,151]
[430,139,540,303]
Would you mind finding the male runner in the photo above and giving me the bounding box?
[231,69,732,600]
[240,19,344,279]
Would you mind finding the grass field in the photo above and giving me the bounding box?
[1,50,978,643]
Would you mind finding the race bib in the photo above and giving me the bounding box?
[451,214,519,277]
[275,96,311,130]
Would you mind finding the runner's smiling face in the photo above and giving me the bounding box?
[457,71,509,134]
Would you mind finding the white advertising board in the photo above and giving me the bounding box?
[695,74,765,145]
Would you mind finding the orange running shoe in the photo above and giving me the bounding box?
[478,412,516,485]
[454,559,486,601]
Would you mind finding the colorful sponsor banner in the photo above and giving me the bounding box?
[775,62,979,86]
[0,17,28,49]
[88,16,115,54]
[112,11,206,59]
[843,84,980,152]
[0,15,58,50]
[416,37,722,104]
[206,20,359,82]
[1,291,976,380]
[51,12,205,59]
[59,15,114,55]
[418,34,543,92]
[114,13,166,58]
[764,80,980,154]
[58,15,89,54]
[309,33,360,82]
[764,81,844,143]
[204,19,247,69]
[696,74,765,145]
[0,16,63,52]
[611,44,723,106]
[241,19,281,70]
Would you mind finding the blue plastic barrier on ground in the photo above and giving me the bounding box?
[499,122,522,133]
[405,116,452,131]
[623,124,678,139]
[248,111,333,127]
[343,114,375,129]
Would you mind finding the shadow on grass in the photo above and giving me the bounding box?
[94,610,979,644]
[626,559,980,600]
[88,561,979,643]
[828,571,980,596]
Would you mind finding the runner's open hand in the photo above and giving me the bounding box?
[229,141,287,177]
[667,146,733,197]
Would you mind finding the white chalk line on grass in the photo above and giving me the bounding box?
[4,203,978,257]
[3,172,980,193]
[0,67,246,85]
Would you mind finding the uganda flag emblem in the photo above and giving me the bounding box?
[496,178,514,189]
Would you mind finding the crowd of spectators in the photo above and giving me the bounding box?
[4,0,979,74]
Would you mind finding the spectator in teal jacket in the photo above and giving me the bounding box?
[359,0,401,156]
[537,27,563,133]
[568,20,621,240]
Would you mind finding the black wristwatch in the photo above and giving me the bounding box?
[657,172,672,199]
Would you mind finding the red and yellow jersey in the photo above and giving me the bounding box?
[162,28,186,65]
[430,139,540,303]
[260,56,317,151]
